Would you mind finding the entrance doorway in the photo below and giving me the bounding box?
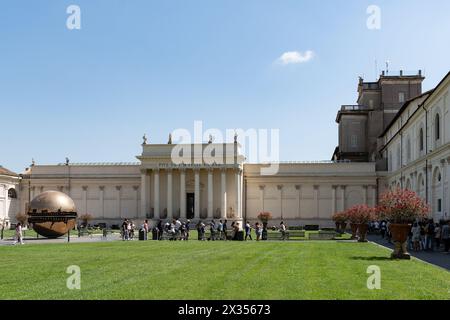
[186,193,194,219]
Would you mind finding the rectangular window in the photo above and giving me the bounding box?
[350,135,358,148]
[399,92,405,103]
[438,199,442,212]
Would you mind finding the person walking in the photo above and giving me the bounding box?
[13,222,24,245]
[128,221,135,240]
[441,221,450,254]
[209,220,216,241]
[244,221,252,240]
[0,220,4,240]
[255,222,262,241]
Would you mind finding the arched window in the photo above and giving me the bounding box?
[8,188,17,199]
[419,127,424,151]
[435,113,440,141]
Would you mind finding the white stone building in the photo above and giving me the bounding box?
[4,70,450,227]
[380,71,450,221]
[12,140,380,228]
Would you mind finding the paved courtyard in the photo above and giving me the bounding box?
[367,234,450,271]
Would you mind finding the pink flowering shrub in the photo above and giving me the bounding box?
[257,212,272,223]
[345,205,376,224]
[332,211,348,223]
[377,189,430,223]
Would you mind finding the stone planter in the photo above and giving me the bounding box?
[350,223,358,239]
[389,223,411,260]
[357,223,368,242]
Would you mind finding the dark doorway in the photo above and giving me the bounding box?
[186,193,195,219]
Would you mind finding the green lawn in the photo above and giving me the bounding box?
[0,240,449,300]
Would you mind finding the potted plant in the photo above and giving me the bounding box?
[332,211,348,234]
[257,212,272,240]
[346,205,375,242]
[377,189,429,259]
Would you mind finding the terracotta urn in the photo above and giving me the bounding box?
[335,221,340,232]
[357,223,368,242]
[389,223,411,259]
[350,223,358,239]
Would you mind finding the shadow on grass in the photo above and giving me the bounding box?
[350,256,392,261]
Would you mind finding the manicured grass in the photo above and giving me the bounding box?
[0,240,449,300]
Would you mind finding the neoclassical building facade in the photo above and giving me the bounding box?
[0,166,20,228]
[381,72,450,221]
[2,70,449,227]
[12,143,379,227]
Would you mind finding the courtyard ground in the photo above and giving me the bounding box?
[0,240,449,300]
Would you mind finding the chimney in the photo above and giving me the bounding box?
[419,69,422,76]
[381,70,385,76]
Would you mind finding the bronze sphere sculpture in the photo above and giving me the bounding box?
[27,191,78,238]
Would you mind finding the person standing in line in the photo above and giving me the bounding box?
[121,219,129,241]
[217,220,223,240]
[280,221,287,240]
[380,220,387,239]
[386,221,392,244]
[434,223,441,251]
[441,221,450,254]
[157,220,163,240]
[143,219,149,240]
[209,220,216,241]
[175,218,182,234]
[129,220,135,240]
[419,221,426,250]
[245,221,252,240]
[425,219,435,251]
[411,222,421,252]
[185,220,191,241]
[199,221,206,241]
[223,219,228,241]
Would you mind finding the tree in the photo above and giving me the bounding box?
[78,213,93,228]
[15,213,28,226]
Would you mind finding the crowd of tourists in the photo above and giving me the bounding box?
[369,219,450,254]
[126,218,289,242]
[120,219,137,240]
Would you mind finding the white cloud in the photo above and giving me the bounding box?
[276,50,314,65]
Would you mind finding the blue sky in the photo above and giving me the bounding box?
[1,0,450,173]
